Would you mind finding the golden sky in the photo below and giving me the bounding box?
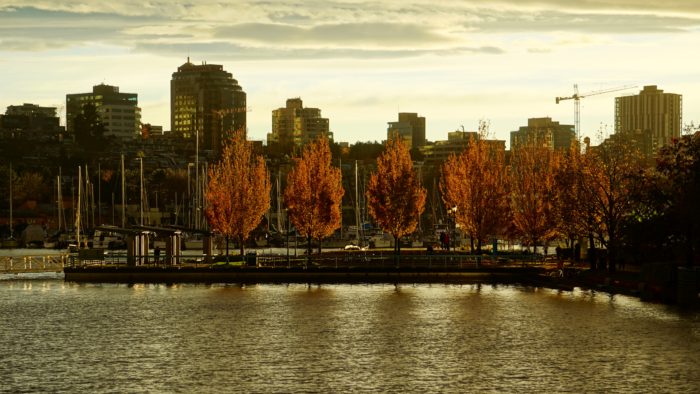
[1,0,698,145]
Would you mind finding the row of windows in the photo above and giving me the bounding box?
[174,112,195,119]
[105,116,136,121]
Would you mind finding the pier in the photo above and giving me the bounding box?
[63,251,552,284]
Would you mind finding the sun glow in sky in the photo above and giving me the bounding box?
[1,0,699,145]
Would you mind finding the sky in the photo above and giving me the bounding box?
[1,0,699,146]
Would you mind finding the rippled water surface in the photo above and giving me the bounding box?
[1,280,698,393]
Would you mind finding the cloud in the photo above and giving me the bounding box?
[1,1,699,60]
[133,41,504,61]
[215,22,450,47]
[465,10,700,34]
[499,0,700,14]
[0,6,163,50]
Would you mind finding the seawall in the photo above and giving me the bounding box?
[64,266,544,285]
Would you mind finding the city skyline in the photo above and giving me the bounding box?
[1,1,699,145]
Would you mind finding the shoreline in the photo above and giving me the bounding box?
[63,266,542,285]
[61,264,699,307]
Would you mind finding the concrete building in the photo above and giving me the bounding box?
[615,85,682,156]
[420,130,506,167]
[510,117,575,151]
[6,103,57,118]
[267,98,331,153]
[387,113,426,149]
[171,58,246,155]
[66,84,141,140]
[599,129,653,161]
[0,103,63,140]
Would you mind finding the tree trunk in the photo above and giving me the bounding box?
[238,234,244,258]
[317,238,322,255]
[307,234,312,267]
[470,236,475,254]
[588,233,596,270]
[607,239,617,273]
[225,235,229,262]
[476,238,482,254]
[686,224,694,267]
[393,234,400,267]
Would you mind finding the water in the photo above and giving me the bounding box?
[1,280,698,393]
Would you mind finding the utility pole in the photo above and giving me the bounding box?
[121,154,125,228]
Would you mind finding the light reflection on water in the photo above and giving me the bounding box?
[0,281,698,393]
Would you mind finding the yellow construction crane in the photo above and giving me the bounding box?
[556,84,636,140]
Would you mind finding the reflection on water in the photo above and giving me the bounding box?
[0,281,698,392]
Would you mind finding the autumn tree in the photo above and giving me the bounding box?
[623,132,700,266]
[580,137,643,271]
[12,171,49,204]
[148,168,188,207]
[440,122,509,253]
[284,136,344,259]
[553,143,588,249]
[205,130,271,258]
[509,144,561,254]
[366,134,426,257]
[73,103,105,147]
[652,132,700,265]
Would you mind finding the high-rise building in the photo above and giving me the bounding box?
[66,84,141,140]
[420,130,505,167]
[615,85,682,156]
[510,117,575,151]
[0,103,62,140]
[387,113,426,149]
[170,58,246,154]
[267,98,331,153]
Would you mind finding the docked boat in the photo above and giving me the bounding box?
[369,232,393,248]
[1,238,18,249]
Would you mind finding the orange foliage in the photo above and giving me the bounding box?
[440,134,509,253]
[580,139,643,269]
[366,135,426,252]
[284,137,344,254]
[554,143,588,246]
[205,130,271,256]
[510,145,561,251]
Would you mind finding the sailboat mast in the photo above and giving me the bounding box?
[85,164,92,230]
[139,157,144,226]
[57,175,61,232]
[355,160,360,244]
[121,154,125,228]
[97,163,101,226]
[276,171,282,233]
[59,167,66,232]
[195,127,199,230]
[8,162,12,239]
[76,166,81,250]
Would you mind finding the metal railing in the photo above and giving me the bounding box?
[65,251,548,270]
[0,255,68,273]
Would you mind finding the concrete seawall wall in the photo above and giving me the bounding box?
[64,267,542,285]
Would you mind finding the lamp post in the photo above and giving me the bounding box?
[451,206,458,252]
[187,162,194,228]
[285,208,290,265]
[138,157,144,226]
